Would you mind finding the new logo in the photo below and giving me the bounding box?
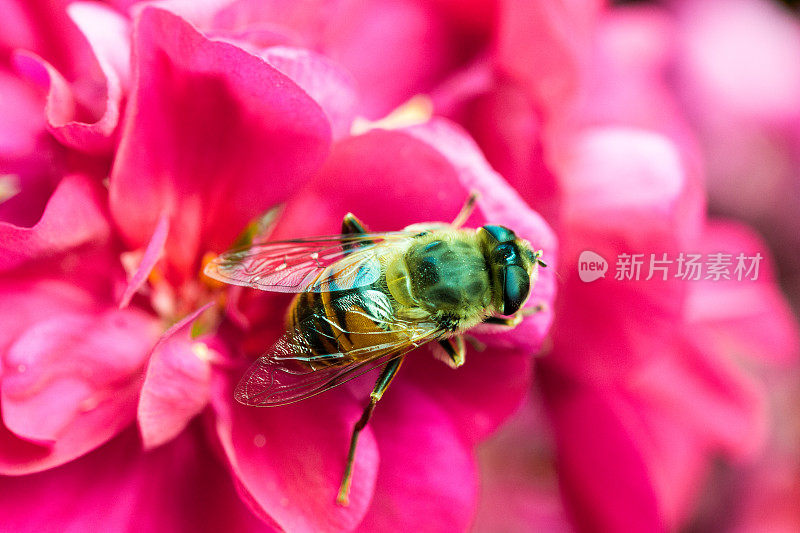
[578,251,607,282]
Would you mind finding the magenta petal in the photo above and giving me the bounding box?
[10,2,131,154]
[675,0,800,123]
[175,0,458,118]
[630,401,710,527]
[273,128,472,237]
[440,79,560,220]
[0,278,100,357]
[540,366,665,532]
[262,46,358,140]
[558,127,703,257]
[119,212,169,308]
[211,373,378,532]
[0,68,63,228]
[137,336,211,450]
[52,1,130,152]
[110,6,331,280]
[686,221,800,366]
[406,344,533,444]
[0,67,49,158]
[11,50,75,127]
[581,7,694,153]
[68,2,131,91]
[0,308,159,473]
[472,397,570,532]
[0,426,271,533]
[318,0,455,118]
[631,344,765,459]
[0,173,110,272]
[357,381,477,531]
[496,0,603,113]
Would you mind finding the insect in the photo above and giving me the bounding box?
[204,193,546,505]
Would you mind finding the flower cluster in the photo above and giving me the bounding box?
[0,0,798,532]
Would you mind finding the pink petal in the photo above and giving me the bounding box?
[137,337,211,450]
[12,50,76,128]
[686,221,800,366]
[0,0,39,53]
[137,303,216,450]
[540,365,666,532]
[495,0,603,115]
[0,67,48,159]
[119,212,169,309]
[631,343,766,459]
[316,0,456,118]
[551,128,704,362]
[261,46,358,140]
[631,402,710,528]
[109,6,331,280]
[406,343,533,444]
[572,6,699,161]
[0,68,63,228]
[438,78,560,220]
[10,2,131,154]
[272,128,473,237]
[675,0,800,123]
[0,425,271,532]
[472,397,571,532]
[0,0,96,83]
[0,173,110,272]
[731,456,800,533]
[0,308,159,473]
[171,0,462,118]
[0,278,101,357]
[558,127,703,255]
[357,381,477,531]
[211,371,378,532]
[68,2,131,91]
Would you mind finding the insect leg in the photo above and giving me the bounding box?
[482,314,524,328]
[435,336,466,368]
[341,212,374,256]
[341,212,369,235]
[337,356,404,506]
[451,190,479,228]
[480,303,546,329]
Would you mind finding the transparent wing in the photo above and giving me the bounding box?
[204,232,412,293]
[234,312,444,406]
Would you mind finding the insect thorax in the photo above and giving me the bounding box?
[392,231,493,325]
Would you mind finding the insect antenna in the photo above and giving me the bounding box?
[451,190,480,228]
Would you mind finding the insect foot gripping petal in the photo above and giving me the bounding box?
[432,337,466,368]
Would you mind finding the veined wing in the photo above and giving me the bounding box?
[234,312,443,406]
[204,232,412,293]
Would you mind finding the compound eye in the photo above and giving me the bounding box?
[502,265,530,315]
[480,225,517,243]
[492,243,520,266]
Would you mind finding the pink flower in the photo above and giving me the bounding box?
[0,2,557,530]
[5,0,798,531]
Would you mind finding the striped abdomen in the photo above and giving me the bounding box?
[286,284,403,367]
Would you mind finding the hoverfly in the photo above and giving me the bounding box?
[204,193,547,505]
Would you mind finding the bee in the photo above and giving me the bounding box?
[204,193,547,505]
